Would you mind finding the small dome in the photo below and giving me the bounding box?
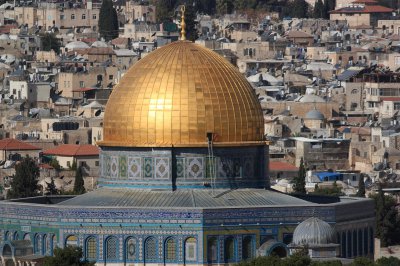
[82,28,93,34]
[293,217,336,246]
[305,109,325,120]
[0,34,10,40]
[91,41,108,48]
[65,41,90,50]
[294,94,325,103]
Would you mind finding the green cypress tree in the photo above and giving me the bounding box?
[356,174,366,197]
[45,177,59,196]
[216,0,234,14]
[293,157,307,194]
[313,0,324,18]
[7,157,40,199]
[323,0,336,19]
[98,0,119,41]
[40,33,61,54]
[73,166,86,195]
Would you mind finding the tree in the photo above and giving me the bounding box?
[356,174,366,197]
[98,0,119,41]
[49,157,61,171]
[40,33,61,54]
[216,0,234,14]
[349,257,375,266]
[376,256,400,266]
[293,157,307,194]
[45,177,59,196]
[312,181,343,197]
[283,0,310,18]
[43,246,95,266]
[73,166,86,195]
[7,157,40,199]
[372,184,400,247]
[323,0,336,19]
[313,0,324,18]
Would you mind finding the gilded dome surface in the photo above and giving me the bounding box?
[101,41,264,147]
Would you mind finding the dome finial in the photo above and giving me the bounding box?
[180,5,186,41]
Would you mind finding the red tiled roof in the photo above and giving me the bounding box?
[39,163,53,169]
[269,161,298,171]
[43,144,99,157]
[331,5,393,13]
[0,138,41,150]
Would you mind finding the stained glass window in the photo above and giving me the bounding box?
[106,236,117,260]
[242,236,253,260]
[35,234,40,254]
[185,237,196,261]
[43,235,47,255]
[126,237,136,260]
[5,231,10,241]
[145,237,157,261]
[225,237,235,262]
[86,237,97,260]
[165,238,176,261]
[13,232,19,240]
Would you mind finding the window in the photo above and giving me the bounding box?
[86,237,97,260]
[71,14,75,20]
[43,234,48,255]
[126,237,136,260]
[242,236,253,260]
[5,231,10,241]
[79,81,85,88]
[82,14,86,19]
[52,235,57,251]
[95,161,99,166]
[109,75,114,80]
[207,237,218,262]
[35,234,40,254]
[93,14,97,19]
[13,231,19,240]
[67,161,71,167]
[224,237,235,262]
[165,237,176,261]
[106,236,117,260]
[145,237,157,261]
[185,237,197,262]
[394,102,400,110]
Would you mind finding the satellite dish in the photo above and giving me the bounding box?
[95,109,102,117]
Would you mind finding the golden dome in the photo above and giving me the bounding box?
[100,41,264,147]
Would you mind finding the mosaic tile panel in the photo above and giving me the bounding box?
[155,158,169,179]
[119,155,127,179]
[105,155,111,177]
[176,157,185,179]
[110,156,119,179]
[143,158,153,178]
[233,158,241,178]
[128,157,142,179]
[218,158,233,178]
[187,158,204,178]
[243,157,254,178]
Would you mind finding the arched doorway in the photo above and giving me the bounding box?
[270,245,287,257]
